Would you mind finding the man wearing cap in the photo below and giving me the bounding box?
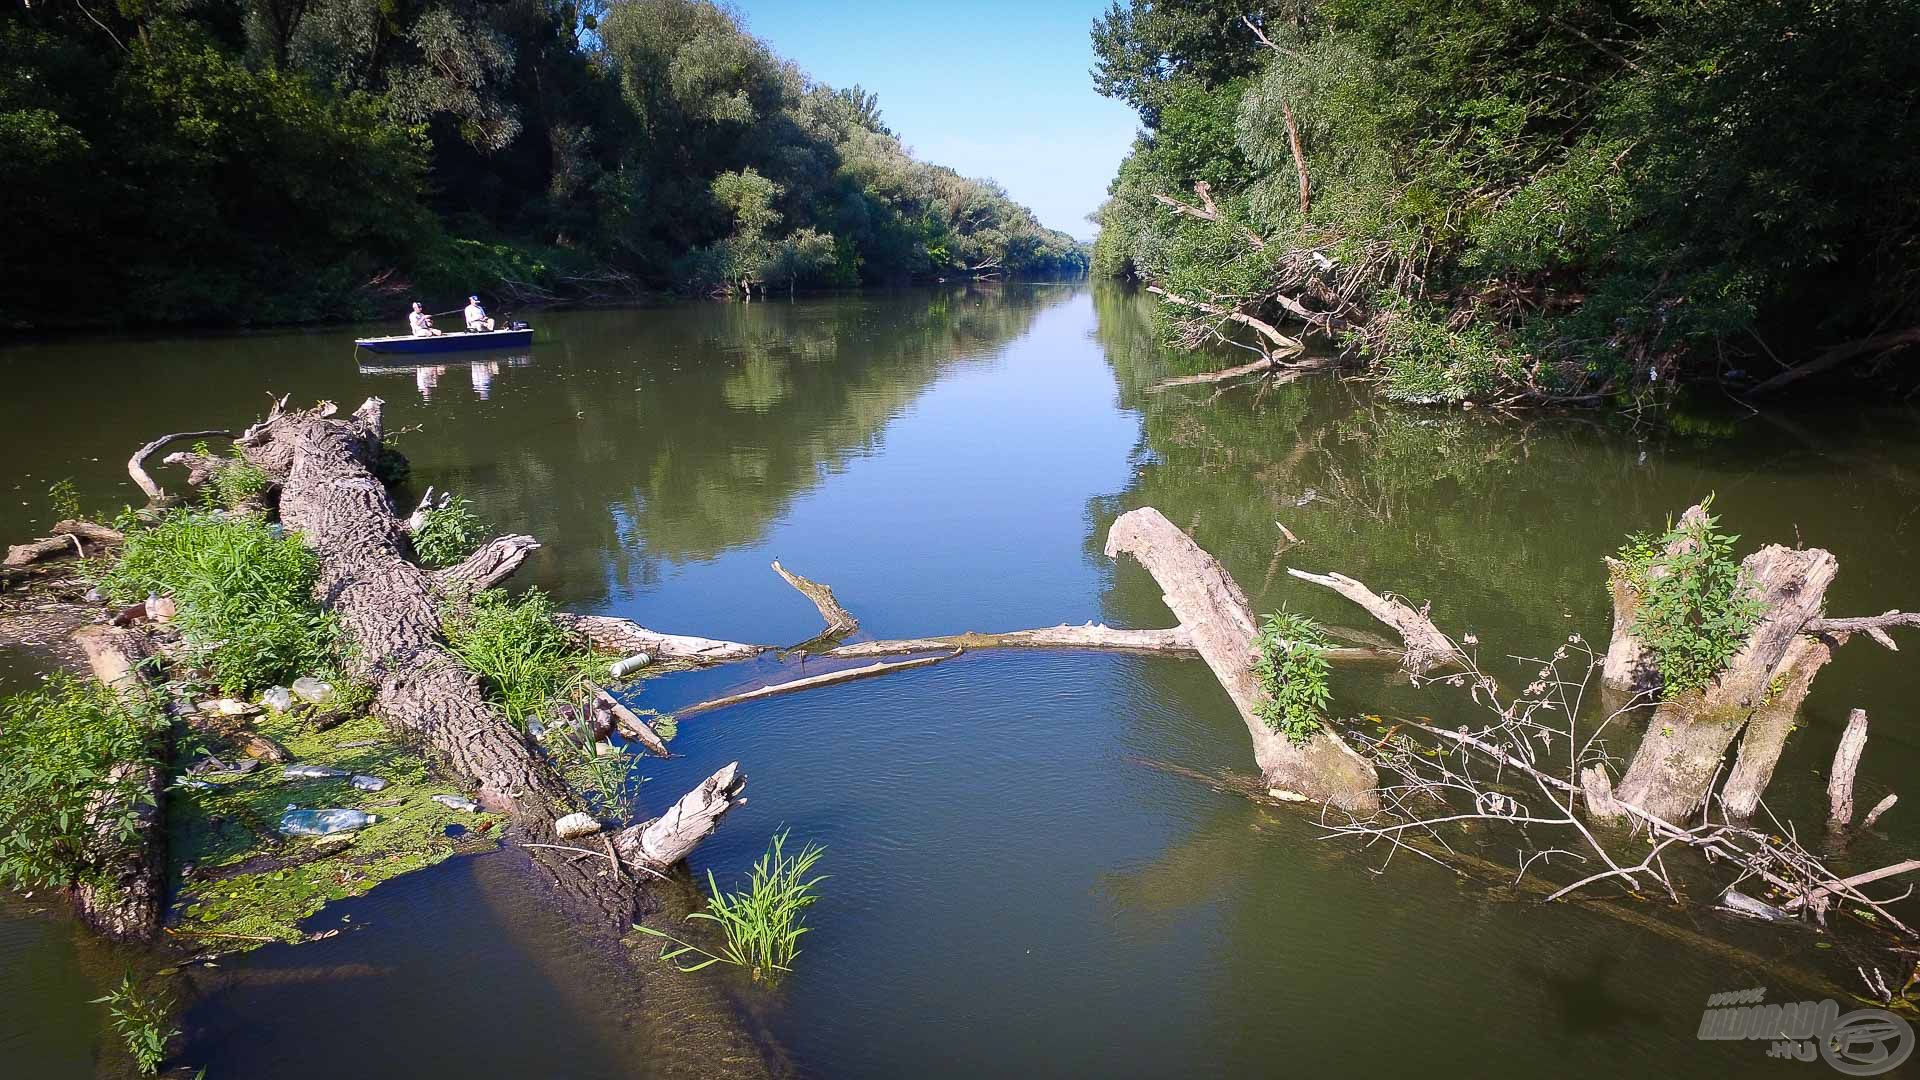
[463,295,496,333]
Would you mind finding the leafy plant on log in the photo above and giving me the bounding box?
[1615,501,1764,696]
[411,495,489,570]
[0,673,165,891]
[442,587,601,725]
[1252,609,1333,744]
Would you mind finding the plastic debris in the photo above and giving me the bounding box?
[261,686,294,713]
[432,794,480,813]
[609,653,653,678]
[349,775,388,792]
[278,809,377,837]
[283,764,349,781]
[290,677,336,705]
[555,812,602,839]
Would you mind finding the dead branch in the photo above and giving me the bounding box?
[128,429,236,505]
[554,613,763,665]
[1828,709,1870,826]
[433,535,541,593]
[674,651,961,719]
[1747,327,1920,395]
[1807,610,1920,651]
[1145,286,1303,354]
[4,520,122,567]
[586,682,670,758]
[1285,568,1460,674]
[772,560,858,636]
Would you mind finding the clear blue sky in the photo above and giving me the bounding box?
[732,0,1140,239]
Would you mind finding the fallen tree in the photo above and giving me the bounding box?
[69,625,168,941]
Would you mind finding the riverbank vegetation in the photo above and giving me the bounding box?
[640,828,827,982]
[2,0,1086,331]
[1090,0,1920,403]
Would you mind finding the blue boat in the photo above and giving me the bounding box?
[354,328,534,354]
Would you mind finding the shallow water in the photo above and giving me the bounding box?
[2,285,1917,1076]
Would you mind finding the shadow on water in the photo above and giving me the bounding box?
[1,283,1916,1077]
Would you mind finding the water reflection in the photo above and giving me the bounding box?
[357,354,532,402]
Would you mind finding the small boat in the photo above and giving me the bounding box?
[354,327,534,354]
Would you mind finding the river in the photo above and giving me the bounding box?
[2,284,1917,1077]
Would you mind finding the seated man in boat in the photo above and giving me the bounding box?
[463,295,496,333]
[408,302,443,337]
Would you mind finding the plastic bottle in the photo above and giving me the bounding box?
[609,653,653,679]
[279,809,377,836]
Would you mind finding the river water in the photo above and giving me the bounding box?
[2,285,1917,1077]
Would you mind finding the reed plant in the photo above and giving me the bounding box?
[638,829,827,982]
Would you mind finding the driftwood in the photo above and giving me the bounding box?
[554,613,763,665]
[128,429,235,505]
[676,652,960,719]
[3,519,123,568]
[1827,709,1871,826]
[1106,507,1379,812]
[231,398,742,926]
[1285,568,1460,674]
[587,682,670,758]
[772,560,857,635]
[1747,327,1920,395]
[1863,794,1899,831]
[70,625,166,941]
[433,534,541,594]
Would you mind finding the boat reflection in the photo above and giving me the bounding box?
[357,353,533,401]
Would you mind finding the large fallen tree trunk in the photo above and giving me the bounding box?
[231,397,743,927]
[1105,508,1380,813]
[70,625,167,942]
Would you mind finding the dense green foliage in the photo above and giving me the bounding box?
[3,0,1084,329]
[90,973,178,1075]
[100,510,337,693]
[1615,501,1764,696]
[0,674,166,892]
[1091,0,1920,401]
[411,495,489,570]
[195,442,272,509]
[1251,609,1331,744]
[639,828,826,981]
[442,587,600,724]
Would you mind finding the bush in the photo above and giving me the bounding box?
[1616,499,1765,697]
[99,510,336,693]
[193,441,270,509]
[0,673,166,891]
[411,495,488,570]
[1252,609,1332,744]
[443,588,600,725]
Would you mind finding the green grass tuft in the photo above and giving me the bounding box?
[442,588,602,725]
[638,828,827,982]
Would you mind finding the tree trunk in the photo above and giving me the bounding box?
[70,625,166,942]
[1610,544,1839,823]
[235,399,743,927]
[1105,508,1379,813]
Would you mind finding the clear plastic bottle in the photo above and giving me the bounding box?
[279,808,377,836]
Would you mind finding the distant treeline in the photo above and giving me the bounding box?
[1,0,1087,329]
[1089,1,1920,403]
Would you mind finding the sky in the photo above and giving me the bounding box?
[731,0,1141,239]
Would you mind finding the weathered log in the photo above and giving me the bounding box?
[70,625,166,942]
[4,519,124,568]
[1601,504,1708,692]
[128,429,235,505]
[432,534,541,593]
[610,762,747,870]
[1611,544,1839,823]
[1827,709,1871,826]
[554,613,763,665]
[772,560,857,635]
[1106,508,1379,813]
[676,652,960,719]
[233,399,742,923]
[1721,633,1835,818]
[1807,610,1920,652]
[587,682,670,758]
[1285,568,1459,674]
[1863,794,1899,830]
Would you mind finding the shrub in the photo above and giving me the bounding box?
[193,441,270,509]
[1616,499,1765,697]
[90,973,178,1075]
[1252,609,1333,744]
[0,673,166,891]
[99,510,336,693]
[442,588,600,725]
[411,495,488,570]
[639,828,827,981]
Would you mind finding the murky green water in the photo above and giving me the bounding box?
[3,285,1917,1076]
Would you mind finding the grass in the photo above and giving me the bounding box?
[193,440,271,509]
[97,509,337,694]
[91,973,178,1075]
[638,828,827,982]
[442,588,602,726]
[410,495,489,570]
[1252,609,1333,745]
[546,728,645,822]
[0,673,167,891]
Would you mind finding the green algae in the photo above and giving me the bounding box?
[165,711,500,951]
